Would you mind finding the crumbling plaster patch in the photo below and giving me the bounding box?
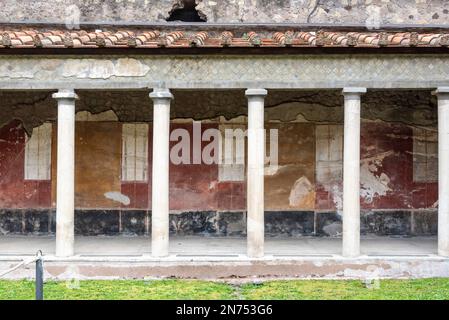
[360,151,394,203]
[104,191,131,206]
[289,176,315,208]
[62,58,150,79]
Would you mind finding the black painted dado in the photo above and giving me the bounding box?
[217,211,246,236]
[361,211,412,236]
[316,212,342,237]
[75,210,120,236]
[24,209,50,234]
[0,209,23,234]
[265,211,314,236]
[170,211,217,235]
[120,210,147,235]
[412,211,438,235]
[0,209,438,237]
[49,210,56,233]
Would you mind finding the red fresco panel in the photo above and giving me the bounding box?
[37,180,52,208]
[360,122,438,210]
[411,182,427,209]
[168,123,219,211]
[316,122,440,211]
[147,126,153,207]
[0,121,52,209]
[94,120,440,212]
[410,182,438,209]
[23,180,39,207]
[233,182,246,211]
[0,120,25,208]
[23,180,51,208]
[120,182,135,208]
[136,123,220,212]
[360,122,414,209]
[216,181,246,211]
[316,182,343,211]
[133,183,149,209]
[426,183,438,208]
[315,185,331,210]
[121,182,149,209]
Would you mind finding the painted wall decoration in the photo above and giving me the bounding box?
[265,123,316,210]
[0,120,51,208]
[0,118,438,212]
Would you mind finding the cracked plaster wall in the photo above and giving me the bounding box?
[0,0,448,25]
[0,90,437,135]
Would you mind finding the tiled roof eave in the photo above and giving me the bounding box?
[1,25,449,52]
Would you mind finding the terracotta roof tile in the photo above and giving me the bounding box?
[190,31,209,47]
[272,31,294,46]
[0,26,449,50]
[220,31,233,47]
[297,31,316,46]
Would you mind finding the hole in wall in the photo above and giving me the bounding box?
[167,0,207,22]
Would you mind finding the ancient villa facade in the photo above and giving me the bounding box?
[1,0,449,278]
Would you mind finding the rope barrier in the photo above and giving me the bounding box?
[0,251,44,300]
[0,254,40,278]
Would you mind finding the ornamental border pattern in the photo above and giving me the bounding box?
[0,54,449,89]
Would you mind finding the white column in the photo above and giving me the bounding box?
[245,89,267,258]
[434,87,449,257]
[52,89,78,257]
[342,87,366,258]
[150,89,173,257]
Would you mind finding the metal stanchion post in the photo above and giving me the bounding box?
[35,250,43,300]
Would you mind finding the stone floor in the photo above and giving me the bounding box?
[0,235,437,257]
[2,236,447,280]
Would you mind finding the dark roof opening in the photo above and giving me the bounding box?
[167,0,207,22]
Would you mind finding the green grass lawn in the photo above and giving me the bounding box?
[1,278,449,300]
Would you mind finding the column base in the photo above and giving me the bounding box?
[342,252,360,258]
[152,241,169,258]
[247,250,264,259]
[342,242,360,258]
[438,249,449,257]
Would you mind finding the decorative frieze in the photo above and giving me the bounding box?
[1,55,449,89]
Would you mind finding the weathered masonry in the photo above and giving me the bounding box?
[1,24,449,260]
[2,0,449,25]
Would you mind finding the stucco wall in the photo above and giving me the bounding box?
[1,0,448,25]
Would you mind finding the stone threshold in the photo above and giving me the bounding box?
[1,255,449,280]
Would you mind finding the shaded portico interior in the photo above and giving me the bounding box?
[3,25,449,261]
[0,88,442,258]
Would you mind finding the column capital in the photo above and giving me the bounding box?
[150,88,174,100]
[245,88,268,98]
[342,87,367,96]
[52,89,78,100]
[432,87,449,98]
